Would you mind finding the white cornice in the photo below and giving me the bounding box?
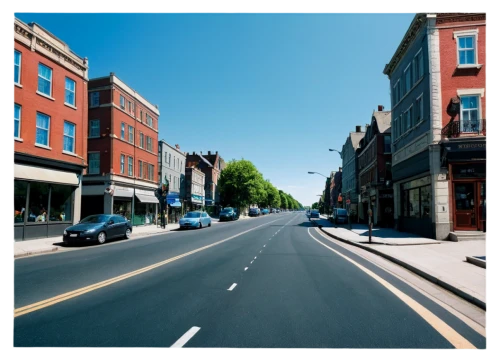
[110,75,160,116]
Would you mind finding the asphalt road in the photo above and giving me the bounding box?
[14,212,486,348]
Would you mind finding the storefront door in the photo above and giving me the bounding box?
[454,183,476,229]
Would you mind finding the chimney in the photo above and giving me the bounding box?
[208,151,211,155]
[175,144,180,150]
[355,125,362,133]
[216,151,218,154]
[192,151,195,155]
[339,167,342,172]
[378,105,384,111]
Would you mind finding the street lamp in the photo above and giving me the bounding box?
[308,171,328,178]
[329,149,342,157]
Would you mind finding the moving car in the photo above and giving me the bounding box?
[333,208,349,224]
[179,211,212,229]
[63,214,132,245]
[249,208,260,217]
[219,207,238,221]
[261,209,270,215]
[310,210,320,219]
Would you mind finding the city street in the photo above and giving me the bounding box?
[14,212,485,348]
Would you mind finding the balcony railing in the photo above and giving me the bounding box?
[441,119,486,139]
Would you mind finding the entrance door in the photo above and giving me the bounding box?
[454,183,476,229]
[478,181,486,232]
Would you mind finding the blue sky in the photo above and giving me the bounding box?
[15,13,415,207]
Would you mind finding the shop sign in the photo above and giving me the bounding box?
[136,188,155,196]
[379,193,393,199]
[452,163,486,179]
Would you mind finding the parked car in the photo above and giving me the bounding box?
[310,210,320,219]
[249,208,260,217]
[276,209,281,213]
[179,211,212,229]
[333,208,349,224]
[63,214,132,245]
[261,209,270,215]
[271,208,277,214]
[219,207,238,221]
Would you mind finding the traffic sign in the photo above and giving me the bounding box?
[346,199,351,205]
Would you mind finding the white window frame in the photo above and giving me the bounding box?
[120,95,125,109]
[65,77,76,106]
[149,164,154,181]
[403,106,412,133]
[147,137,152,152]
[454,29,479,67]
[14,50,21,85]
[89,119,100,138]
[120,154,125,174]
[38,63,52,97]
[392,79,401,107]
[460,94,482,132]
[63,121,76,153]
[36,112,50,146]
[138,160,143,178]
[14,103,21,139]
[121,122,125,140]
[128,125,134,144]
[413,49,424,82]
[90,92,100,107]
[140,132,144,148]
[128,156,133,176]
[88,152,100,174]
[404,63,412,95]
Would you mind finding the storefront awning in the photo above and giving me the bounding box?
[170,201,182,207]
[135,194,159,204]
[15,164,79,186]
[114,187,133,198]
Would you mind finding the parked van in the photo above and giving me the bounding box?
[333,208,348,224]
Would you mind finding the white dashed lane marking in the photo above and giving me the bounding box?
[244,267,248,271]
[227,283,237,291]
[171,326,201,348]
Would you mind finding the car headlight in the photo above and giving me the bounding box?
[85,228,96,233]
[64,230,67,235]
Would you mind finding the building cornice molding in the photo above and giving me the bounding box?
[435,13,486,25]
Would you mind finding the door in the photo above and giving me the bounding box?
[478,182,486,232]
[454,183,476,230]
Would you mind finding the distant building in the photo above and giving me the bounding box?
[383,13,486,239]
[357,107,393,227]
[81,73,160,226]
[341,126,366,217]
[14,19,89,240]
[185,167,205,211]
[158,141,186,222]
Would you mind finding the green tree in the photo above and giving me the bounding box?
[264,180,281,208]
[279,190,288,210]
[311,202,319,210]
[218,159,267,209]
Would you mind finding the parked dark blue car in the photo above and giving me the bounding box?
[63,214,132,245]
[219,207,238,221]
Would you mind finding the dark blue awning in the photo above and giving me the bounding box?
[169,198,182,207]
[167,193,180,204]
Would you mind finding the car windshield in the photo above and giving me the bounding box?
[80,215,110,224]
[185,212,201,218]
[337,209,348,215]
[221,209,232,213]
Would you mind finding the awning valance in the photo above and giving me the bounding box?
[135,194,159,204]
[15,164,79,186]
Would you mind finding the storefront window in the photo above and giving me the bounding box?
[14,180,28,224]
[49,184,73,222]
[409,188,420,218]
[421,185,431,218]
[113,199,131,220]
[28,182,49,223]
[401,182,431,219]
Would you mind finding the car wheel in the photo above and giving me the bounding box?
[125,228,131,239]
[97,231,106,245]
[208,222,212,227]
[199,222,202,229]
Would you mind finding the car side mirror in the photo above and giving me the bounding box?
[108,220,114,225]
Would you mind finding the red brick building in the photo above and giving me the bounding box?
[438,14,486,234]
[357,108,392,226]
[14,19,89,240]
[81,73,160,226]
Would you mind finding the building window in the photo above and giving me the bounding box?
[36,112,50,146]
[14,50,21,84]
[415,95,424,124]
[147,136,152,151]
[140,110,143,120]
[413,49,424,82]
[384,135,391,153]
[168,153,171,166]
[138,160,143,178]
[14,104,21,138]
[404,64,412,94]
[128,125,134,144]
[38,63,52,96]
[120,154,125,174]
[392,79,401,106]
[140,132,144,148]
[14,180,27,223]
[143,162,148,180]
[457,35,476,65]
[177,158,180,170]
[120,95,125,109]
[65,77,76,106]
[146,113,153,127]
[89,119,100,138]
[27,182,49,223]
[149,164,154,181]
[90,92,100,107]
[63,121,75,153]
[128,101,132,113]
[88,153,100,174]
[121,122,125,140]
[460,95,480,132]
[403,106,412,133]
[50,184,74,222]
[174,156,176,169]
[128,156,133,176]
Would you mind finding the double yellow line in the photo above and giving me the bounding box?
[15,218,282,318]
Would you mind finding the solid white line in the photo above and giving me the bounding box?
[228,283,237,291]
[306,228,475,349]
[171,326,201,348]
[244,267,248,271]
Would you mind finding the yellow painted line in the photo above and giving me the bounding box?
[307,228,476,349]
[14,218,282,318]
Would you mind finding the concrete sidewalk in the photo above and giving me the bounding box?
[312,217,486,309]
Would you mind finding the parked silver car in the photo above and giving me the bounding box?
[179,211,212,229]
